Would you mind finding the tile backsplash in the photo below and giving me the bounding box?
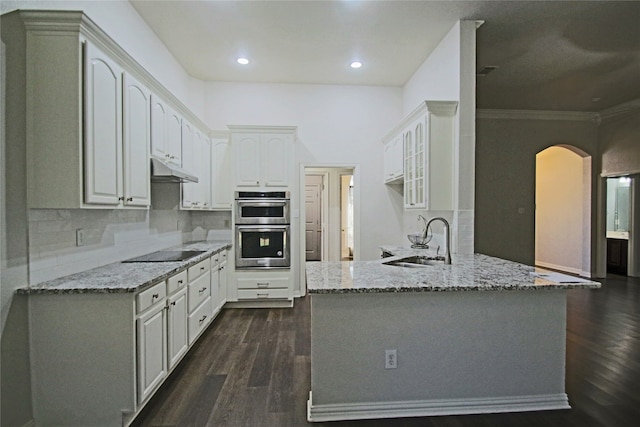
[28,208,231,285]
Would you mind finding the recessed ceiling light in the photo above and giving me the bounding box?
[237,57,250,65]
[350,61,362,69]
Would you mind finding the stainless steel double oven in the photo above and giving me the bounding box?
[234,191,290,269]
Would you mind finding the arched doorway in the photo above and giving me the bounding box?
[535,145,592,277]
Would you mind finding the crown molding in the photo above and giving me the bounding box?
[598,99,640,122]
[476,109,599,122]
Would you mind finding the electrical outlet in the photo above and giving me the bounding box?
[75,228,85,247]
[385,349,397,369]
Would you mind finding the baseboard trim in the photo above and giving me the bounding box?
[307,391,570,422]
[225,300,293,309]
[21,420,36,427]
[535,261,586,277]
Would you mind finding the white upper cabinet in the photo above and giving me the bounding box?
[383,134,403,184]
[230,126,296,189]
[150,94,182,166]
[210,133,232,209]
[382,101,457,210]
[84,41,123,205]
[19,11,210,210]
[123,73,151,207]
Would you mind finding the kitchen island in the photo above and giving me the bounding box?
[305,248,600,422]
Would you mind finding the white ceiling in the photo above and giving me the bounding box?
[130,0,640,112]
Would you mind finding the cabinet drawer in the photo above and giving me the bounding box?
[137,282,166,313]
[188,270,211,312]
[188,258,210,282]
[237,288,291,300]
[166,270,188,294]
[188,296,212,344]
[236,277,289,290]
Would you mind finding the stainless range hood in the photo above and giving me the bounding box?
[150,157,198,183]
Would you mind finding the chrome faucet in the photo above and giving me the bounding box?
[425,217,452,264]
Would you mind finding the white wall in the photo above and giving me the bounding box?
[1,0,206,120]
[402,21,461,114]
[205,82,403,262]
[399,21,478,255]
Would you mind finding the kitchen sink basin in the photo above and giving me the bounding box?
[382,256,444,268]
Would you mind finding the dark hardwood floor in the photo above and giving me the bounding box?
[132,274,640,427]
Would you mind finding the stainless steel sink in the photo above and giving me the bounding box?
[382,256,444,268]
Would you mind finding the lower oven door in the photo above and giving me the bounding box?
[235,224,291,269]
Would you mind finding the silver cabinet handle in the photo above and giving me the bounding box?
[199,314,207,324]
[199,287,207,294]
[257,293,269,299]
[257,282,269,288]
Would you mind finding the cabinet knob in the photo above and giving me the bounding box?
[199,314,207,324]
[171,301,176,306]
[152,293,159,299]
[178,280,183,284]
[165,154,171,158]
[118,196,125,201]
[199,287,207,294]
[126,197,133,202]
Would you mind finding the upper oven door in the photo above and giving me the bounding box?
[235,199,290,224]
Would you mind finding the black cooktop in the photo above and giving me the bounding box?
[122,250,206,263]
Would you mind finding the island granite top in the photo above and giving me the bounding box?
[17,241,231,295]
[305,246,601,294]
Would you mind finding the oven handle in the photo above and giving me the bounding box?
[235,224,290,231]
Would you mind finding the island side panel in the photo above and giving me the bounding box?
[309,290,568,419]
[29,293,136,426]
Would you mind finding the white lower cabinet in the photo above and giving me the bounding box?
[187,257,214,344]
[167,273,188,370]
[231,271,293,307]
[26,250,230,426]
[136,292,167,404]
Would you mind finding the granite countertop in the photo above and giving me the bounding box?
[18,241,232,295]
[305,245,601,294]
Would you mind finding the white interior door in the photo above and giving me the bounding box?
[305,175,323,261]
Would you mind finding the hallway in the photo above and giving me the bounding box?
[133,274,640,426]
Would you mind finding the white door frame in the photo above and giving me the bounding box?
[299,163,360,295]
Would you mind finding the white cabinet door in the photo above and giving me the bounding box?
[199,136,211,209]
[232,131,293,188]
[123,73,151,207]
[167,287,188,370]
[181,120,197,208]
[233,133,261,187]
[404,116,427,209]
[210,257,220,311]
[384,135,404,184]
[262,134,292,187]
[211,136,232,209]
[218,258,228,306]
[166,106,182,166]
[84,41,122,205]
[136,303,167,404]
[150,94,168,160]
